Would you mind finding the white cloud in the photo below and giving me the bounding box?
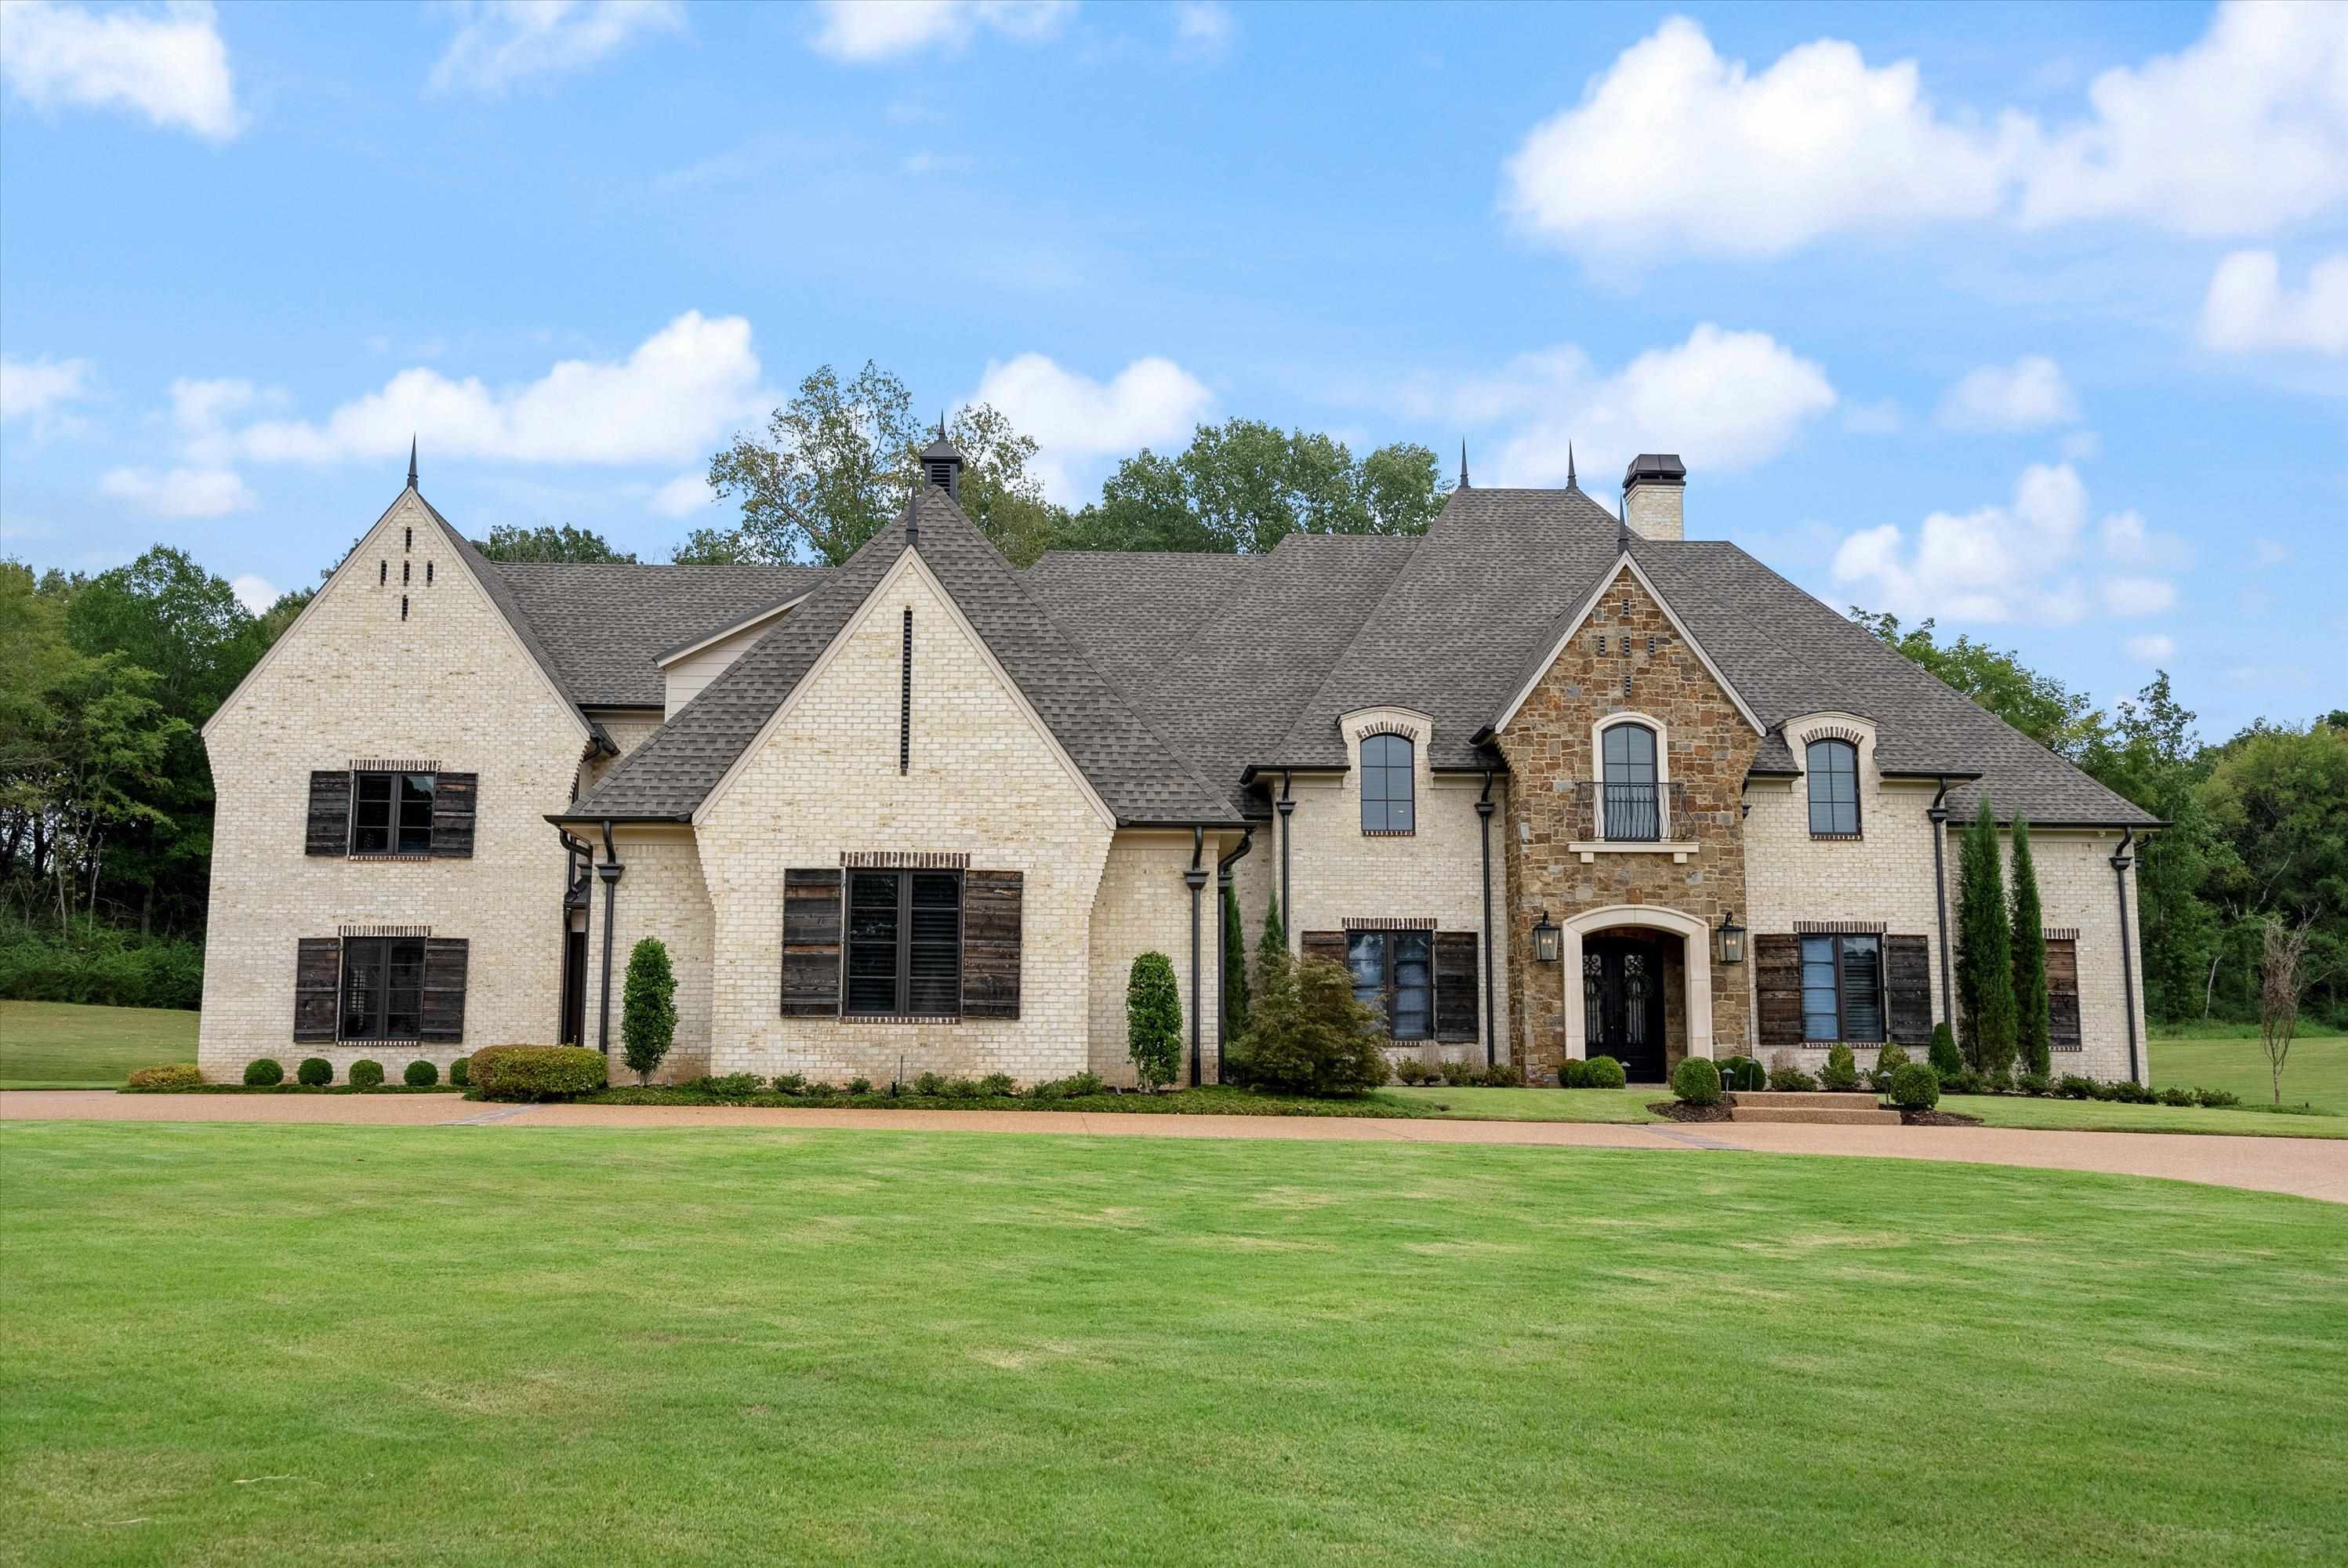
[1173,2,1233,60]
[649,470,708,517]
[808,1,1072,64]
[235,310,764,468]
[0,354,95,430]
[100,464,253,517]
[2251,538,2291,568]
[1501,4,2348,263]
[0,0,239,140]
[2125,633,2176,663]
[428,0,684,96]
[2101,575,2177,617]
[1842,398,1901,435]
[1833,462,2122,625]
[2098,509,2191,572]
[972,353,1213,501]
[1400,325,1835,488]
[2058,429,2103,463]
[228,572,275,614]
[2199,250,2348,355]
[1935,355,2079,431]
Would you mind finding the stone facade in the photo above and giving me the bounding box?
[197,492,585,1082]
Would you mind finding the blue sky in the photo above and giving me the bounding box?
[2,0,2342,737]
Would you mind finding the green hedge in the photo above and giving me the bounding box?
[0,917,204,1010]
[470,1045,607,1102]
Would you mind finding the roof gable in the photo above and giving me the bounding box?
[1491,550,1765,735]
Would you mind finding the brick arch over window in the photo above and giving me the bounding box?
[1355,719,1422,742]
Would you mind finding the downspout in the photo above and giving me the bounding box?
[1928,779,1954,1029]
[1186,827,1209,1088]
[1276,769,1294,951]
[1215,826,1255,1084]
[2111,828,2141,1086]
[1476,768,1497,1069]
[596,820,624,1056]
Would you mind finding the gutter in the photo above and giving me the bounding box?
[1215,827,1255,1084]
[1477,768,1498,1069]
[1928,778,1955,1029]
[596,820,624,1057]
[2111,828,2141,1086]
[1185,827,1210,1088]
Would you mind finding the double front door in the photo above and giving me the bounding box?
[1582,937,1666,1083]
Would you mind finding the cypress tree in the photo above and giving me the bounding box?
[1126,952,1182,1091]
[1954,797,2017,1079]
[2009,815,2051,1080]
[1221,882,1250,1044]
[1256,887,1287,985]
[621,936,677,1084]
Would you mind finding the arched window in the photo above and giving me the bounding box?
[1601,722,1660,840]
[1360,734,1414,832]
[1806,738,1861,835]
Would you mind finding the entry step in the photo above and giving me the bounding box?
[1727,1105,1903,1127]
[1726,1091,1884,1109]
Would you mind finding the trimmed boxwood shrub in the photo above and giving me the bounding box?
[469,1045,607,1102]
[127,1062,201,1090]
[978,1072,1016,1098]
[846,1076,872,1095]
[2056,1073,2097,1099]
[1671,1057,1722,1106]
[244,1058,284,1087]
[1767,1062,1818,1092]
[1867,1044,1910,1094]
[2195,1087,2240,1108]
[913,1071,947,1096]
[1480,1063,1524,1087]
[348,1058,385,1089]
[404,1059,438,1087]
[449,1055,470,1088]
[1716,1055,1765,1092]
[1889,1062,1940,1109]
[297,1057,333,1087]
[1821,1042,1860,1091]
[1583,1054,1626,1090]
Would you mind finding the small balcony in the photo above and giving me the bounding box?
[1562,781,1692,855]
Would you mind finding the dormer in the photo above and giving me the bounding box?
[654,593,814,719]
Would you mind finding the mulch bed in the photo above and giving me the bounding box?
[1649,1100,1734,1123]
[1902,1108,1985,1127]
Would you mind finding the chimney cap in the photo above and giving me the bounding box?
[1624,452,1686,488]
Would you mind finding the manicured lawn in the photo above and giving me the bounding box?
[1374,1085,1666,1122]
[0,999,197,1088]
[5,1123,2343,1566]
[2149,1024,2346,1115]
[1943,1093,2348,1139]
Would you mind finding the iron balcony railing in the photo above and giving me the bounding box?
[1569,780,1688,841]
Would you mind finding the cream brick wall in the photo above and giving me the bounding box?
[662,615,783,718]
[1281,707,1514,1065]
[197,491,586,1083]
[692,547,1117,1085]
[582,711,663,792]
[584,826,716,1083]
[1086,830,1232,1085]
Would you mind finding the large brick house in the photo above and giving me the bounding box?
[198,442,2157,1088]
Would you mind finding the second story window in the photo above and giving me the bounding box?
[1360,734,1415,833]
[354,771,436,855]
[1806,739,1861,836]
[1601,722,1660,840]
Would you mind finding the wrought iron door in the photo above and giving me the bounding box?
[1582,938,1667,1082]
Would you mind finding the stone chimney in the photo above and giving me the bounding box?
[1622,454,1686,542]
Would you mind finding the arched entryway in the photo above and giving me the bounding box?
[1560,905,1715,1082]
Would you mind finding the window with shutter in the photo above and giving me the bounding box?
[1753,934,1803,1046]
[844,870,962,1018]
[780,869,844,1017]
[1345,929,1433,1040]
[430,773,477,858]
[339,936,427,1040]
[305,772,351,856]
[293,937,341,1041]
[962,870,1022,1019]
[2045,938,2081,1050]
[1795,933,1885,1043]
[1885,935,1932,1044]
[1433,931,1479,1044]
[420,938,470,1042]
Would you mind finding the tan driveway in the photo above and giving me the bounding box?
[7,1090,2343,1203]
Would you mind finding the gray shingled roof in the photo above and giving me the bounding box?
[564,488,1243,826]
[488,561,828,709]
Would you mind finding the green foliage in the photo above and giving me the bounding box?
[126,1062,200,1090]
[1821,1042,1859,1091]
[1717,1054,1766,1091]
[2196,720,2348,1022]
[449,1055,470,1088]
[1671,1057,1722,1105]
[913,1072,946,1096]
[474,522,637,563]
[1221,882,1250,1047]
[1557,1058,1589,1088]
[2017,1070,2052,1096]
[1126,950,1183,1091]
[347,1058,384,1089]
[1956,798,2017,1076]
[772,1072,806,1094]
[243,1058,283,1087]
[0,914,204,1008]
[1766,1062,1818,1092]
[1889,1062,1941,1109]
[1584,1056,1627,1090]
[1853,610,2107,760]
[469,1046,607,1102]
[1868,1043,1911,1094]
[404,1059,438,1087]
[620,937,678,1083]
[2009,817,2052,1079]
[1439,1057,1478,1087]
[2057,1074,2098,1099]
[2195,1087,2240,1108]
[296,1057,332,1087]
[1255,887,1287,988]
[691,1073,767,1100]
[1928,1022,1962,1076]
[1238,946,1392,1096]
[846,1076,872,1095]
[1481,1063,1524,1087]
[2084,674,2227,1021]
[978,1072,1016,1097]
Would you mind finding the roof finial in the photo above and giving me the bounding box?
[1458,439,1471,490]
[1567,442,1577,490]
[407,435,418,488]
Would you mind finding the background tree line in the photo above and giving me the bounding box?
[3,356,2338,1029]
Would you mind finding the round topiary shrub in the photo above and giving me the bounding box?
[1584,1054,1627,1089]
[449,1055,470,1088]
[1671,1056,1722,1106]
[404,1059,438,1087]
[1558,1058,1590,1088]
[244,1058,284,1087]
[297,1057,332,1087]
[1717,1054,1766,1092]
[1867,1043,1911,1094]
[348,1058,385,1089]
[1889,1062,1940,1110]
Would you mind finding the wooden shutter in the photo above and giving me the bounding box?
[781,869,843,1017]
[430,772,477,858]
[1301,931,1347,966]
[1885,935,1932,1045]
[420,937,470,1043]
[962,869,1023,1019]
[294,937,341,1041]
[2045,938,2081,1050]
[1754,934,1803,1047]
[304,771,351,856]
[1434,931,1479,1043]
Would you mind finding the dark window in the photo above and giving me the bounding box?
[845,869,961,1016]
[1347,929,1433,1040]
[1807,739,1861,835]
[1360,734,1414,832]
[340,936,426,1040]
[1601,723,1660,840]
[1799,934,1883,1042]
[352,771,436,855]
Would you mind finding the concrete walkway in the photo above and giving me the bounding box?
[7,1090,2345,1204]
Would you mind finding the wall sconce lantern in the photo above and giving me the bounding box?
[1532,909,1562,964]
[1715,909,1747,966]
